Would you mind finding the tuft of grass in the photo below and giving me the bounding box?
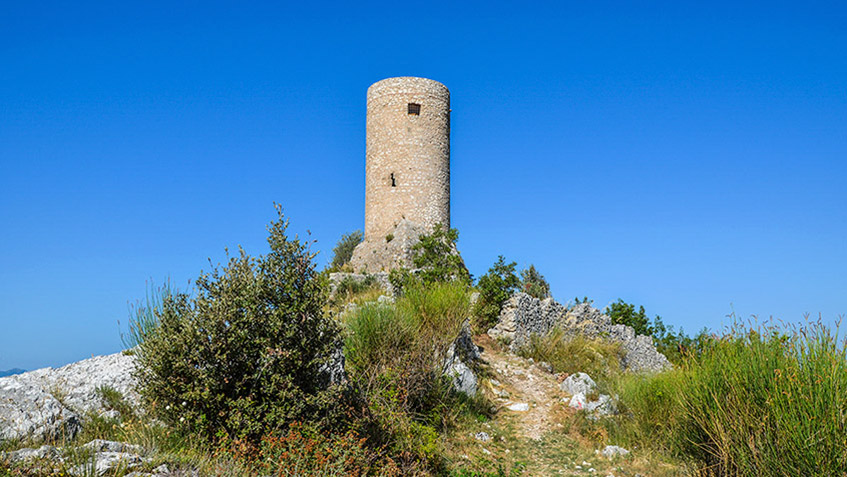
[519,328,624,381]
[122,280,176,350]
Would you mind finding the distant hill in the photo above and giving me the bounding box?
[0,368,25,377]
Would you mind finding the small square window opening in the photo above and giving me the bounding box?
[407,103,421,115]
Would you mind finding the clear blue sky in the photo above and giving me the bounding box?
[1,1,845,371]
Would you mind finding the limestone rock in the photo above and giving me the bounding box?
[507,402,530,412]
[488,293,566,351]
[2,445,61,464]
[560,372,596,396]
[0,352,139,442]
[488,294,671,373]
[349,219,427,273]
[601,445,630,458]
[443,321,480,396]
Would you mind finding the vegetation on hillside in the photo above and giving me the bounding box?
[472,255,519,332]
[519,265,550,300]
[133,205,345,443]
[597,319,847,476]
[328,229,363,271]
[5,208,845,477]
[606,298,709,364]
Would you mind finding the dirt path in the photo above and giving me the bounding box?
[479,335,566,440]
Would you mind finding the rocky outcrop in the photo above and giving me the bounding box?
[443,320,481,396]
[328,271,392,296]
[349,219,428,272]
[0,352,139,442]
[488,293,671,373]
[488,294,566,351]
[564,303,671,373]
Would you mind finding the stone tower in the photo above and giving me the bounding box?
[350,77,451,272]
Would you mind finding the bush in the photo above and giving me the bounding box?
[606,299,707,364]
[390,224,470,292]
[473,256,519,332]
[242,422,390,476]
[345,281,470,410]
[519,264,550,299]
[343,281,473,467]
[133,206,344,443]
[329,230,363,271]
[605,299,652,336]
[610,321,847,475]
[520,328,624,380]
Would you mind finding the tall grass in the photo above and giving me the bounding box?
[609,319,847,476]
[520,328,624,381]
[121,280,177,349]
[343,281,475,469]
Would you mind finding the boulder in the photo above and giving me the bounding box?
[560,372,596,396]
[600,445,630,458]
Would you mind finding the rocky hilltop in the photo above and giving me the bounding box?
[0,352,138,442]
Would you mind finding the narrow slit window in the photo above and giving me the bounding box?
[390,173,396,187]
[407,103,421,115]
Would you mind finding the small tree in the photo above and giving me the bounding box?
[520,264,550,299]
[133,205,343,443]
[473,256,519,331]
[390,224,471,291]
[606,299,652,336]
[329,230,363,270]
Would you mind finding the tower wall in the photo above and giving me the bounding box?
[364,77,450,241]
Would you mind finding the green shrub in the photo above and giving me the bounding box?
[402,224,471,290]
[605,299,707,364]
[133,206,344,443]
[519,264,550,299]
[329,230,363,271]
[610,321,847,475]
[605,299,652,336]
[333,274,379,302]
[343,281,473,468]
[345,281,470,408]
[520,328,623,380]
[473,256,519,332]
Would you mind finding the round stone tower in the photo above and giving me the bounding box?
[364,77,450,241]
[348,77,452,272]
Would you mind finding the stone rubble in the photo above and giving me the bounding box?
[488,293,671,373]
[2,439,150,476]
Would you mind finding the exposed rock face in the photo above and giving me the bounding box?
[0,352,140,442]
[443,320,481,396]
[560,372,596,396]
[564,303,671,373]
[328,271,392,296]
[488,293,671,373]
[349,219,428,272]
[488,293,566,351]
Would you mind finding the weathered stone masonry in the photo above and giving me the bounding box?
[351,77,451,272]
